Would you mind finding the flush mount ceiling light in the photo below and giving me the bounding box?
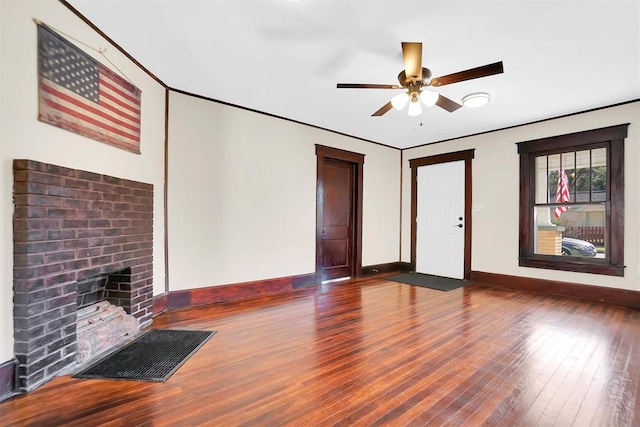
[462,92,491,108]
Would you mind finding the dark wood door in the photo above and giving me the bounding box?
[321,159,354,281]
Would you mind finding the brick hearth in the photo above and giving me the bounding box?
[12,160,154,391]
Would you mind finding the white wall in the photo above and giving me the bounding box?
[402,102,640,291]
[0,1,166,364]
[168,91,400,290]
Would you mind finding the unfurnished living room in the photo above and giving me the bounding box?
[1,1,639,425]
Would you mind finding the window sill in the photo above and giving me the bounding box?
[519,257,625,277]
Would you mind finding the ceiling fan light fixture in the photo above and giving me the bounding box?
[391,92,409,110]
[336,41,504,117]
[462,92,491,108]
[407,99,423,116]
[419,90,439,107]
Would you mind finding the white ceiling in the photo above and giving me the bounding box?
[67,0,640,149]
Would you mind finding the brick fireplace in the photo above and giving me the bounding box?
[12,160,154,392]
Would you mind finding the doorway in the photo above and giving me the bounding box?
[410,149,474,280]
[316,145,364,283]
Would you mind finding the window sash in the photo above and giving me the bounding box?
[534,147,608,205]
[531,204,607,259]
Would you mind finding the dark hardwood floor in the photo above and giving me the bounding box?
[1,276,639,426]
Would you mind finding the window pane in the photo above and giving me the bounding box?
[546,154,560,203]
[535,156,548,204]
[533,204,605,257]
[592,147,606,167]
[575,150,591,200]
[591,148,607,202]
[575,150,591,169]
[561,152,575,201]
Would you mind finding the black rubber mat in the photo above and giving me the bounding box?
[74,329,216,382]
[385,272,465,292]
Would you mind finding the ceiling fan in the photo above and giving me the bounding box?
[337,42,504,117]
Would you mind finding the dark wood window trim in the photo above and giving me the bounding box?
[315,145,364,282]
[517,124,629,276]
[409,149,474,279]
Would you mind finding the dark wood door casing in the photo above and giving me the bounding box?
[316,145,364,283]
[409,149,474,279]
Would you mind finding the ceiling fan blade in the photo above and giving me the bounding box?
[429,61,504,87]
[401,42,423,81]
[436,94,463,112]
[372,101,393,117]
[337,83,402,89]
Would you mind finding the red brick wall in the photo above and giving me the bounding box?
[12,159,154,391]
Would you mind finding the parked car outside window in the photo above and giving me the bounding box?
[561,237,597,257]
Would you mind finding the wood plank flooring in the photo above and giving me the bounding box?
[1,276,639,426]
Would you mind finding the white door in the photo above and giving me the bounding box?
[416,160,465,279]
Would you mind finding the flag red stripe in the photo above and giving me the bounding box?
[41,82,140,134]
[40,113,140,153]
[99,89,140,116]
[99,77,141,107]
[98,96,140,124]
[100,65,139,97]
[42,97,140,142]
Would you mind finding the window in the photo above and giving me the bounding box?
[517,124,628,276]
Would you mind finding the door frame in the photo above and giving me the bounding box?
[409,149,474,279]
[316,145,364,283]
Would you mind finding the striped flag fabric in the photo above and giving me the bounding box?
[37,23,141,154]
[554,170,571,218]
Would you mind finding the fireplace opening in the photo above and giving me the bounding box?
[75,269,139,365]
[76,275,109,309]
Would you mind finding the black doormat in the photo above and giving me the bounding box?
[74,329,216,382]
[385,272,466,291]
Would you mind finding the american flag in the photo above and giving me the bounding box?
[554,170,571,218]
[37,24,141,154]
